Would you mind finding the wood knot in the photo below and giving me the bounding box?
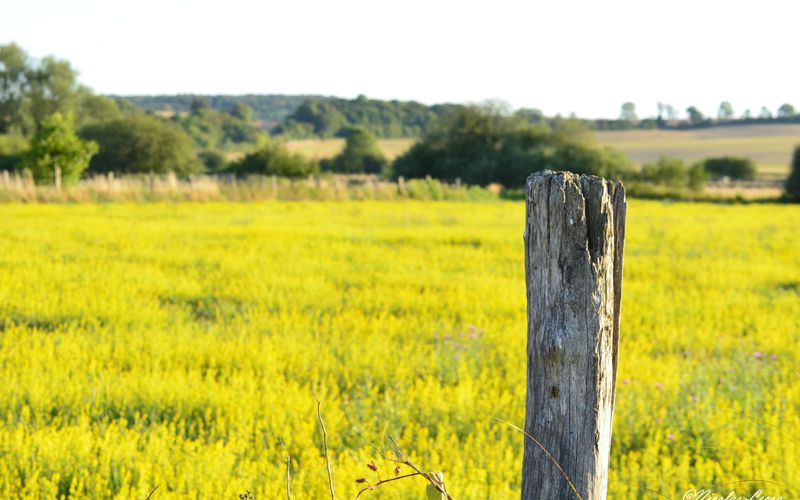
[550,386,559,398]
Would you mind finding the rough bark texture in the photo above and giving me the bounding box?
[521,171,626,500]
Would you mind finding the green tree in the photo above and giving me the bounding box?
[0,133,28,171]
[717,101,734,120]
[198,150,227,172]
[0,43,29,133]
[619,102,637,121]
[172,106,264,149]
[778,103,796,118]
[21,56,80,132]
[392,105,630,187]
[688,162,708,191]
[190,97,210,114]
[80,115,202,175]
[231,102,254,122]
[327,126,387,174]
[686,106,705,125]
[1,43,116,134]
[640,157,691,188]
[785,146,800,201]
[73,90,124,127]
[701,157,757,181]
[227,141,316,177]
[759,106,773,119]
[24,112,98,184]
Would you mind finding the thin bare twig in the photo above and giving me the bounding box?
[279,438,292,500]
[355,472,422,498]
[145,484,159,499]
[496,418,582,500]
[313,380,335,500]
[383,436,453,500]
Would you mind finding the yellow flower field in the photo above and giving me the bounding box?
[0,201,798,499]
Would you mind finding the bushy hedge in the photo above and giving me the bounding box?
[322,126,387,174]
[701,157,757,181]
[637,157,707,191]
[391,107,632,188]
[81,115,202,175]
[226,141,317,178]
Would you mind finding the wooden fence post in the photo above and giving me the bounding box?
[54,166,61,192]
[521,171,626,500]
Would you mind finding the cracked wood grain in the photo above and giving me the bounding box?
[521,171,626,500]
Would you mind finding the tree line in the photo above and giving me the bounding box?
[603,101,800,130]
[3,42,800,201]
[115,94,315,128]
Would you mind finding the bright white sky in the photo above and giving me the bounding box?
[3,0,797,119]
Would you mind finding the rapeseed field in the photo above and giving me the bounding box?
[0,201,797,498]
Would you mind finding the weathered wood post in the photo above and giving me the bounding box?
[522,171,626,500]
[54,166,61,192]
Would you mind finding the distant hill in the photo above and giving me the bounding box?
[110,94,330,129]
[112,94,467,139]
[274,95,464,138]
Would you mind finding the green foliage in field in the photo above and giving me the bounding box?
[197,150,228,173]
[227,141,317,177]
[701,157,757,181]
[786,146,800,201]
[80,115,202,175]
[392,106,632,187]
[24,112,98,183]
[323,126,387,174]
[0,202,797,498]
[637,157,706,191]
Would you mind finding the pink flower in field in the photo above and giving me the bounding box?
[770,354,779,361]
[443,334,451,341]
[468,324,477,332]
[622,378,631,385]
[682,350,692,358]
[753,351,763,360]
[469,332,478,340]
[667,433,675,441]
[655,383,664,390]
